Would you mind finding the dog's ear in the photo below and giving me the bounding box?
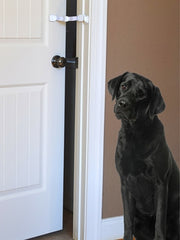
[108,76,121,100]
[108,72,128,100]
[148,85,165,119]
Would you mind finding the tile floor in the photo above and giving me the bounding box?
[29,209,73,240]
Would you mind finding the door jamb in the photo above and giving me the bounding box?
[74,0,108,239]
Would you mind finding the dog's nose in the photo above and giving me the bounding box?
[119,100,127,108]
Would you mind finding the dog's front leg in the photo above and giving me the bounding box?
[154,183,168,240]
[121,184,135,240]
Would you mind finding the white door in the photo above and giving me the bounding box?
[0,0,66,239]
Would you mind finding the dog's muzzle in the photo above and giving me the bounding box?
[116,98,130,109]
[118,99,128,108]
[115,97,137,120]
[114,98,131,119]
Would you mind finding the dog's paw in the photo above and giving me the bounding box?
[154,237,165,240]
[123,234,133,240]
[154,232,165,240]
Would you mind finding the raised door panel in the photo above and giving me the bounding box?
[0,85,46,195]
[0,0,42,39]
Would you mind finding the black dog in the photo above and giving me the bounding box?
[108,72,180,240]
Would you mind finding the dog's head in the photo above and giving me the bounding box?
[108,72,165,122]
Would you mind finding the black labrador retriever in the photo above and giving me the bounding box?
[108,72,180,240]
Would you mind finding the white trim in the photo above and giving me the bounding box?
[73,0,90,238]
[74,0,125,239]
[101,216,124,240]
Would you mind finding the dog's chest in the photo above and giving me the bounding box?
[115,130,156,176]
[116,132,157,215]
[117,148,147,176]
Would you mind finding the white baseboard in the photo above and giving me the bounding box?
[101,216,124,240]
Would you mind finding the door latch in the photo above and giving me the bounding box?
[49,14,89,23]
[51,55,78,69]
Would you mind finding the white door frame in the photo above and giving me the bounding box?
[73,0,113,239]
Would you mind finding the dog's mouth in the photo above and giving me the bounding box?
[114,110,125,120]
[114,102,137,121]
[115,107,133,120]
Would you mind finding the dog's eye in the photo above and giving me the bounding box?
[121,84,128,91]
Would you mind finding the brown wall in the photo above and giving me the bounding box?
[103,0,179,218]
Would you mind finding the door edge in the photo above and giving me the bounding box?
[74,0,108,239]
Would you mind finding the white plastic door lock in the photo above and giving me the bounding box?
[49,14,89,23]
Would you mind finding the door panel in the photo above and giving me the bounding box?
[0,0,42,39]
[0,0,66,239]
[0,85,45,193]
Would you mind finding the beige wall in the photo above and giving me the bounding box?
[103,0,179,218]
